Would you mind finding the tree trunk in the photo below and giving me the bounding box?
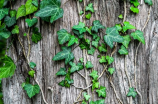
[2,0,158,104]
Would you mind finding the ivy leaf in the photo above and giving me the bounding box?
[123,21,136,32]
[0,8,9,20]
[32,0,38,7]
[0,31,11,39]
[86,3,94,13]
[99,56,106,63]
[25,18,38,27]
[118,14,123,19]
[56,68,67,76]
[104,26,124,48]
[92,80,99,91]
[50,8,63,23]
[85,61,93,69]
[24,33,27,36]
[29,62,36,68]
[127,87,137,98]
[86,26,92,34]
[96,86,106,98]
[72,29,84,39]
[106,55,114,65]
[79,57,84,63]
[92,20,105,33]
[0,0,4,8]
[77,62,84,70]
[72,22,86,34]
[53,47,74,64]
[0,55,16,78]
[31,27,42,43]
[82,101,87,104]
[98,43,107,53]
[83,92,91,101]
[16,5,26,19]
[92,33,98,40]
[92,40,99,48]
[115,24,122,31]
[108,68,115,75]
[88,47,95,55]
[57,29,71,45]
[79,10,83,15]
[86,13,91,19]
[10,10,17,17]
[90,99,105,104]
[122,35,131,48]
[130,0,140,7]
[144,0,153,6]
[89,70,98,80]
[24,84,40,98]
[131,30,145,44]
[4,16,16,27]
[25,0,38,15]
[11,25,19,34]
[79,38,90,50]
[69,62,79,73]
[68,35,78,47]
[28,70,35,77]
[130,6,139,14]
[118,45,128,55]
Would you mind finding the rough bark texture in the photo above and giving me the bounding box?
[2,0,158,104]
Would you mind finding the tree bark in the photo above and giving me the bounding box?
[2,0,158,104]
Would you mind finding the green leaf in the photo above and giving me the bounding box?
[0,31,11,39]
[106,55,114,65]
[127,87,137,98]
[83,92,91,101]
[85,61,93,69]
[79,0,83,2]
[118,14,123,19]
[4,16,16,27]
[92,20,105,32]
[50,8,63,23]
[0,8,9,20]
[25,0,38,15]
[88,47,95,55]
[12,25,19,34]
[118,45,128,55]
[0,55,16,78]
[32,0,38,7]
[86,27,92,34]
[99,56,106,63]
[92,80,99,91]
[56,68,67,76]
[122,35,131,48]
[98,43,107,53]
[72,22,86,34]
[130,6,139,14]
[29,62,36,68]
[86,3,94,12]
[92,40,98,48]
[79,57,84,63]
[16,5,26,19]
[25,18,38,27]
[79,38,90,50]
[144,0,152,6]
[57,29,71,45]
[86,39,91,45]
[92,33,98,40]
[68,35,78,46]
[24,33,27,36]
[77,62,84,70]
[28,70,35,77]
[10,10,17,17]
[108,68,115,75]
[72,29,84,39]
[131,30,145,44]
[104,26,124,48]
[89,70,98,80]
[69,62,79,73]
[130,0,140,7]
[0,0,4,8]
[32,27,42,43]
[90,99,105,104]
[24,84,40,98]
[82,101,87,104]
[96,86,106,98]
[79,10,83,15]
[115,24,122,31]
[123,21,136,32]
[86,13,91,19]
[53,47,74,64]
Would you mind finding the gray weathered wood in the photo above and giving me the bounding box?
[2,0,158,104]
